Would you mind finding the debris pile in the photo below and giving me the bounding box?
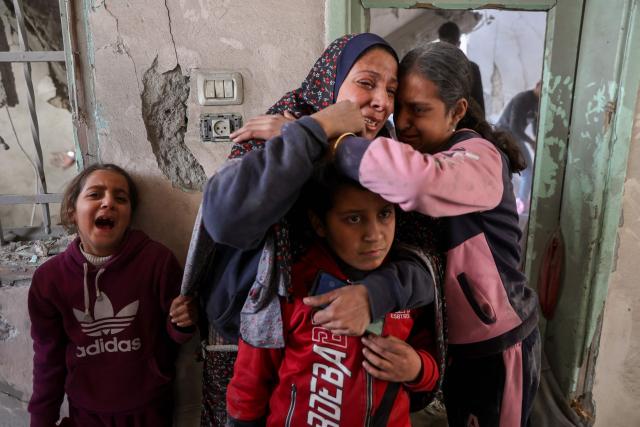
[0,234,75,287]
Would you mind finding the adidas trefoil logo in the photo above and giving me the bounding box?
[73,292,139,337]
[73,292,141,358]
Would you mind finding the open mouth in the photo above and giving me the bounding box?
[95,216,115,230]
[363,117,380,131]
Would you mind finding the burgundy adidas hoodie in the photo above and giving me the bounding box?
[28,229,193,426]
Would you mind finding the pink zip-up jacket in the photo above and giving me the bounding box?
[335,130,538,356]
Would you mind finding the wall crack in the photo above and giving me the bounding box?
[102,1,141,93]
[163,0,179,65]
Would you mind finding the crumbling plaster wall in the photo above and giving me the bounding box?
[592,92,640,426]
[0,1,326,424]
[77,0,326,424]
[85,0,326,261]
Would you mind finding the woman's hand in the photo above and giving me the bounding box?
[169,295,198,327]
[361,334,422,383]
[230,111,297,143]
[311,100,365,139]
[303,284,371,336]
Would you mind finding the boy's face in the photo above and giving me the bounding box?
[313,185,395,271]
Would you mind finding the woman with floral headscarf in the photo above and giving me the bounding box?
[195,33,445,425]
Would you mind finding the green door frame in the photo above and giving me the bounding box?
[326,0,640,399]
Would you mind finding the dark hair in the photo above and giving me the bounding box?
[438,22,461,45]
[399,42,526,172]
[60,163,139,231]
[303,162,364,221]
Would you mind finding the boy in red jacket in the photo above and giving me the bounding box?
[226,166,438,426]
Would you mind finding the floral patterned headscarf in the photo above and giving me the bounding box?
[227,33,398,288]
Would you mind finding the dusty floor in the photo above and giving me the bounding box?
[0,391,28,427]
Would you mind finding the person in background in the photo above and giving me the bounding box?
[496,81,542,214]
[438,21,486,117]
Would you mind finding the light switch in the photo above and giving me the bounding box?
[205,80,217,98]
[224,80,234,98]
[214,80,225,98]
[196,71,243,105]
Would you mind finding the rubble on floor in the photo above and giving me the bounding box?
[0,234,74,287]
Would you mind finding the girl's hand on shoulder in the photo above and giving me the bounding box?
[230,111,296,143]
[361,334,422,383]
[169,295,198,327]
[303,284,371,336]
[311,101,365,139]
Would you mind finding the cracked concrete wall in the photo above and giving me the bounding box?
[141,59,206,191]
[85,0,325,262]
[73,1,326,424]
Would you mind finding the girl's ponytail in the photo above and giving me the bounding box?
[400,42,526,173]
[459,97,526,173]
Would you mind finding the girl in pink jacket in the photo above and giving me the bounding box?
[317,42,541,427]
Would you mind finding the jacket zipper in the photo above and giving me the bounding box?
[285,383,297,427]
[364,372,373,427]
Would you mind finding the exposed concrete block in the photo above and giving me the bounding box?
[0,316,16,341]
[141,58,206,192]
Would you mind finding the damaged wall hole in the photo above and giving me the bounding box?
[141,58,206,192]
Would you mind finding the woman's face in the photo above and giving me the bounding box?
[336,48,398,140]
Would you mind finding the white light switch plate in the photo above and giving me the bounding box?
[196,71,243,106]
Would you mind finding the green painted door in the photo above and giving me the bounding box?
[326,0,640,404]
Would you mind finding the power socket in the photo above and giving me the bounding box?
[200,113,243,142]
[213,119,231,137]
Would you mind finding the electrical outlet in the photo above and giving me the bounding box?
[213,119,231,137]
[200,113,243,142]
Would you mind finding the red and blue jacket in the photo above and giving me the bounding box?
[226,243,439,427]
